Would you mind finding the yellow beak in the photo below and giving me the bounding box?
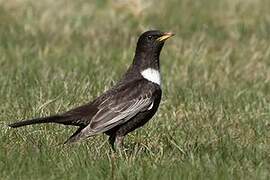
[157,32,175,42]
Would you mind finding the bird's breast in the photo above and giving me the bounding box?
[140,68,161,86]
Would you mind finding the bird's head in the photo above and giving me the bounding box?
[123,30,174,82]
[136,30,174,54]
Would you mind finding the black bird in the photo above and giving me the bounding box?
[8,30,174,149]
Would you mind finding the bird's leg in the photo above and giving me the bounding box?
[115,135,124,149]
[109,135,116,151]
[108,134,124,151]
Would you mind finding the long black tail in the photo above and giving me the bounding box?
[8,115,66,128]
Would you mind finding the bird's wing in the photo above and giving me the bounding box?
[64,80,156,143]
[89,94,152,133]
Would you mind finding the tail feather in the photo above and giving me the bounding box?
[8,115,65,128]
[64,127,98,144]
[63,127,84,144]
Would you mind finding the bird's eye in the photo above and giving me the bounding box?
[147,35,153,40]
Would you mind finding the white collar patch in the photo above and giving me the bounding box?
[140,68,161,86]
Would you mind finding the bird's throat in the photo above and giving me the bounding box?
[133,49,161,71]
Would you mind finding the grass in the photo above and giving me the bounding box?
[0,0,270,179]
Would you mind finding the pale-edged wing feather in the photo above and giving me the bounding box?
[79,94,153,137]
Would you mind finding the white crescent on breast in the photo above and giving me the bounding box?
[140,68,161,86]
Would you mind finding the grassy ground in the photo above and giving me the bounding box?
[0,0,270,179]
